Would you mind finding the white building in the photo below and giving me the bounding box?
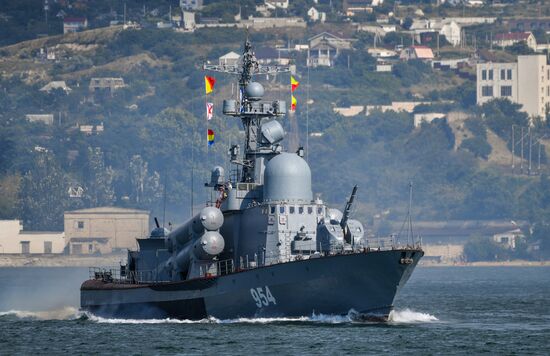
[476,55,550,119]
[63,17,88,34]
[493,228,523,249]
[307,7,326,23]
[493,32,537,51]
[182,11,196,30]
[180,0,203,10]
[307,32,353,67]
[40,81,71,94]
[25,114,54,125]
[414,113,446,127]
[411,19,462,46]
[0,220,65,254]
[219,51,241,66]
[265,0,289,9]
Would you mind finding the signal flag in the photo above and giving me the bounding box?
[206,102,214,121]
[291,75,299,92]
[207,129,215,146]
[205,76,216,94]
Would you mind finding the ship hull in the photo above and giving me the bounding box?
[81,249,423,320]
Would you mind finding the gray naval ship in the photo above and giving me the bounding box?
[80,39,424,321]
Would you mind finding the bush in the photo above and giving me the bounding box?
[463,236,510,262]
[460,137,492,159]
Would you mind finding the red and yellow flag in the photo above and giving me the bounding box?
[291,95,297,111]
[205,76,216,94]
[291,75,299,92]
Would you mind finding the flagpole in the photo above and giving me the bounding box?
[306,64,310,162]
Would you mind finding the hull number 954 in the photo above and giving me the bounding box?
[250,286,277,308]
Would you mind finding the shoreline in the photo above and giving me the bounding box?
[0,255,549,268]
[420,260,550,267]
[0,254,127,268]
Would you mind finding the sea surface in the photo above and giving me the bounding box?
[0,266,549,355]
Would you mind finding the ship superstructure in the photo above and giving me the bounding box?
[80,39,423,321]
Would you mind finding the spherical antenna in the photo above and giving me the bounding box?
[245,82,264,101]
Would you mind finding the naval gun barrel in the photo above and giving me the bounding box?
[340,185,358,230]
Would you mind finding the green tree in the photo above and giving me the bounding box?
[463,235,510,262]
[18,153,67,230]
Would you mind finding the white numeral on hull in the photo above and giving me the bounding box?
[250,286,277,307]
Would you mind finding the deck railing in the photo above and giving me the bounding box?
[90,238,422,283]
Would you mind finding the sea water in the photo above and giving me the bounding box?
[0,266,548,355]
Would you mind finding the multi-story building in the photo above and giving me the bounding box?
[477,55,550,119]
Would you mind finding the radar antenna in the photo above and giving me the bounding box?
[203,38,291,183]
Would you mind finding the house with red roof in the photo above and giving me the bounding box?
[63,17,88,34]
[493,32,537,51]
[399,45,435,61]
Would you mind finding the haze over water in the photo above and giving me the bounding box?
[0,267,548,355]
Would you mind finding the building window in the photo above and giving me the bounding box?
[77,221,84,229]
[270,206,275,214]
[501,86,512,97]
[501,69,505,80]
[21,241,30,254]
[482,86,493,97]
[44,241,52,254]
[289,206,295,214]
[481,69,487,80]
[307,207,313,214]
[507,69,512,80]
[317,207,323,215]
[488,70,493,80]
[88,244,93,253]
[279,206,285,214]
[299,206,304,214]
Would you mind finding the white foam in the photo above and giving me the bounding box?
[388,308,438,324]
[0,307,438,325]
[0,307,82,320]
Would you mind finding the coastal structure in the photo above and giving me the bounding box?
[0,220,64,254]
[64,207,149,254]
[476,54,550,118]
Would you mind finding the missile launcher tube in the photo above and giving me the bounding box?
[168,207,224,247]
[166,207,225,273]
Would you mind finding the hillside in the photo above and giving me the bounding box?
[1,23,550,253]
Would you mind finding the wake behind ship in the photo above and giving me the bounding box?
[80,39,423,321]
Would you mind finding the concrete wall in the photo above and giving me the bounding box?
[64,208,149,250]
[423,244,464,263]
[0,220,64,254]
[517,55,549,119]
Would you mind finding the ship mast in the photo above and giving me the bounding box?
[204,38,290,183]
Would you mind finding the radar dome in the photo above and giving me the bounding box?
[245,82,264,101]
[263,153,312,203]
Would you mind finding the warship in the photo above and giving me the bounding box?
[80,39,423,321]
